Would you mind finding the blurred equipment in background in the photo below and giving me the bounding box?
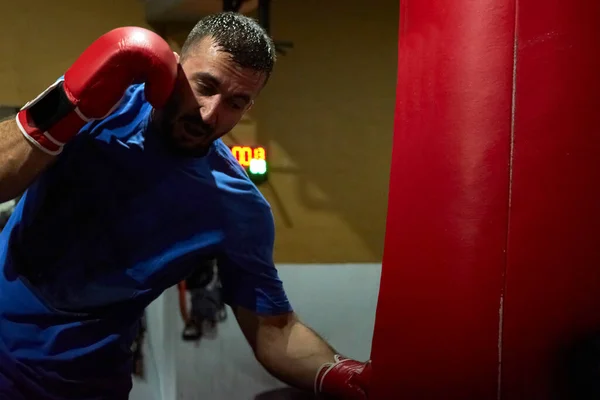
[178,258,227,342]
[0,199,18,231]
[131,313,147,378]
[143,0,293,55]
[255,0,294,55]
[143,0,258,23]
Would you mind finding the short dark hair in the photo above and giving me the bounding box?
[181,12,276,78]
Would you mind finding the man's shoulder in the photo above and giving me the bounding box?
[82,83,150,138]
[100,83,149,123]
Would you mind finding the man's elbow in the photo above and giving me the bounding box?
[253,314,298,362]
[253,340,289,381]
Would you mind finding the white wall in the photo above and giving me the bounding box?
[131,263,381,400]
[130,288,178,400]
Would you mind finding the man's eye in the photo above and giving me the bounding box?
[229,100,245,110]
[195,84,215,96]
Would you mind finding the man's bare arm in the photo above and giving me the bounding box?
[0,28,179,204]
[234,306,372,399]
[0,117,55,202]
[234,307,336,391]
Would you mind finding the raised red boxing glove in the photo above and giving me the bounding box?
[315,355,372,399]
[16,26,177,155]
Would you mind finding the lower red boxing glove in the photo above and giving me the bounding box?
[16,26,177,155]
[315,355,372,399]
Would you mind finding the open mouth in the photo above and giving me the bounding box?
[183,122,206,138]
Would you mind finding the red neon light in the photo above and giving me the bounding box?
[230,146,266,167]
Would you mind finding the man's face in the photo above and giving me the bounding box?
[158,37,267,156]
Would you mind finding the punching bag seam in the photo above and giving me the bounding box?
[498,1,521,399]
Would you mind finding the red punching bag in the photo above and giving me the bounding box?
[501,1,600,398]
[370,0,600,398]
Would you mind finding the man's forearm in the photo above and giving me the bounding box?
[236,308,371,398]
[255,317,336,391]
[0,117,55,202]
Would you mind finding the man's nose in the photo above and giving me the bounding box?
[200,96,220,127]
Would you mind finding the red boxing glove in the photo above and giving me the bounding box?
[315,355,372,399]
[17,26,177,155]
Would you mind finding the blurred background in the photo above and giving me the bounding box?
[0,0,398,399]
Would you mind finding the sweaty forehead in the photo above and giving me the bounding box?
[181,38,266,95]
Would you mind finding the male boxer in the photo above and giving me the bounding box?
[0,12,370,400]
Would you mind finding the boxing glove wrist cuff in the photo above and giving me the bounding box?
[315,355,348,395]
[314,355,371,399]
[17,78,88,155]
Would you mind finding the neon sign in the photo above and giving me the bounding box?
[231,146,266,167]
[229,146,268,183]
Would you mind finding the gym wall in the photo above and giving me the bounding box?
[0,0,151,106]
[0,0,398,264]
[254,0,397,263]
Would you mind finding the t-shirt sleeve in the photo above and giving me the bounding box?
[217,205,292,316]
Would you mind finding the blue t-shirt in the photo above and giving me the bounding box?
[0,83,292,399]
